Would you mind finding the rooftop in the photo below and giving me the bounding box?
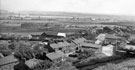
[72,37,86,44]
[50,41,71,49]
[81,43,101,48]
[0,55,18,66]
[46,51,65,60]
[105,34,122,39]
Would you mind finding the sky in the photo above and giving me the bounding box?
[0,0,135,16]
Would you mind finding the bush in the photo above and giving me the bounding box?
[0,44,12,56]
[32,60,52,70]
[14,45,34,60]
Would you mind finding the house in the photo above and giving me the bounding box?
[0,55,18,70]
[71,37,86,46]
[46,51,66,62]
[81,43,101,49]
[61,41,76,55]
[49,40,76,54]
[96,33,121,41]
[96,33,126,45]
[41,32,64,38]
[105,34,122,39]
[104,34,127,46]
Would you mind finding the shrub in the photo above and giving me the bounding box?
[32,60,52,70]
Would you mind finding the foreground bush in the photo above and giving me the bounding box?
[32,60,52,70]
[93,59,135,70]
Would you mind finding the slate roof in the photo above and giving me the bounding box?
[105,34,122,39]
[50,43,58,49]
[50,41,71,49]
[41,32,58,36]
[46,51,65,60]
[72,37,86,44]
[130,35,135,39]
[0,55,18,66]
[81,43,101,48]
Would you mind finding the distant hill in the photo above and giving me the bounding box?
[17,11,135,22]
[0,9,16,15]
[0,10,135,22]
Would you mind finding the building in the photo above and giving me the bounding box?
[41,32,64,38]
[49,40,76,54]
[96,33,126,45]
[57,33,66,37]
[71,37,86,46]
[81,43,101,49]
[46,51,66,62]
[0,55,18,70]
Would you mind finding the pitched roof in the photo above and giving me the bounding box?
[41,32,58,36]
[50,41,70,49]
[63,41,71,46]
[50,43,58,48]
[0,55,18,66]
[46,51,65,60]
[72,37,86,44]
[105,34,122,39]
[81,43,101,48]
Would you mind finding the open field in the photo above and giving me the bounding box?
[0,11,135,34]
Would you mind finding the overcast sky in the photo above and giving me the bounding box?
[0,0,135,16]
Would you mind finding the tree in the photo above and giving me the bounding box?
[14,44,34,60]
[0,44,12,56]
[8,43,16,52]
[103,27,113,33]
